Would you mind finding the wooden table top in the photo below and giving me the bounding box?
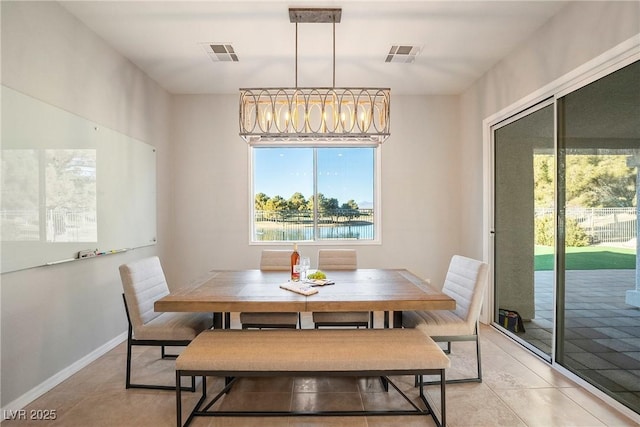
[154,269,455,313]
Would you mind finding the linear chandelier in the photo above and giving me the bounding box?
[239,8,390,145]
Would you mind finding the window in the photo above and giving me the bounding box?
[251,147,378,242]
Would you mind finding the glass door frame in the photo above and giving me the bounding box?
[489,97,556,363]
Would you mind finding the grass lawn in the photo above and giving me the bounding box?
[535,245,636,270]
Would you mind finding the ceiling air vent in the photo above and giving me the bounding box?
[385,45,421,63]
[201,43,238,62]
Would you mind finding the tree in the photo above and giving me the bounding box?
[565,155,635,207]
[265,195,287,211]
[340,200,360,222]
[288,192,308,211]
[533,154,636,247]
[264,195,288,221]
[343,199,359,210]
[254,192,269,211]
[320,196,340,222]
[314,193,326,218]
[535,154,636,208]
[534,155,554,208]
[306,196,314,213]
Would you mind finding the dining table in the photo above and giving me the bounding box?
[155,268,455,329]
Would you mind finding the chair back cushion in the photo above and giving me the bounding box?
[442,255,489,329]
[120,256,170,330]
[260,250,291,271]
[317,249,357,270]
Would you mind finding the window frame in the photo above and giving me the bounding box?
[248,145,382,245]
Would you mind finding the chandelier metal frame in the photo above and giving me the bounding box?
[239,8,390,145]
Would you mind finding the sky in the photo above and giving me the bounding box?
[253,147,374,207]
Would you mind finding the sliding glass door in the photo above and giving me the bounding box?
[556,60,640,413]
[493,59,639,413]
[494,101,555,360]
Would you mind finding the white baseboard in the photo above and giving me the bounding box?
[1,332,127,422]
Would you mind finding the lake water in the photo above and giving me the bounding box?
[255,223,374,241]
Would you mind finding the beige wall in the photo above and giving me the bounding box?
[167,94,462,286]
[1,1,171,407]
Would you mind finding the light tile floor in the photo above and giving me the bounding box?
[3,313,639,427]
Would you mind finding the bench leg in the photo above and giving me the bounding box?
[441,369,446,427]
[177,373,208,427]
[439,370,448,427]
[176,371,182,427]
[418,371,446,427]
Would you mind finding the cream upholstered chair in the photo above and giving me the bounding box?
[312,249,370,328]
[315,248,358,271]
[239,250,299,329]
[402,255,489,384]
[120,256,213,390]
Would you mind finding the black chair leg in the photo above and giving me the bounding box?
[475,335,483,382]
[126,342,196,391]
[415,336,482,386]
[125,336,133,389]
[162,345,180,359]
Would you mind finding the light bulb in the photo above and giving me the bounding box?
[359,111,366,131]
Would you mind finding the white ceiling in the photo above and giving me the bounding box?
[60,1,568,95]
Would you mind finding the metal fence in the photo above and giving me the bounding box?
[254,208,375,241]
[536,207,637,244]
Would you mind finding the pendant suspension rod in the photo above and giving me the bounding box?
[295,22,298,88]
[332,20,336,88]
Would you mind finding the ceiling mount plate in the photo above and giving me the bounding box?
[289,8,342,24]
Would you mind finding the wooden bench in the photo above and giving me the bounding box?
[175,328,450,427]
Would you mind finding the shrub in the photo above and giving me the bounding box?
[535,215,555,246]
[534,215,590,247]
[565,218,591,247]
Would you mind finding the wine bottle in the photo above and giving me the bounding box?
[290,243,300,281]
